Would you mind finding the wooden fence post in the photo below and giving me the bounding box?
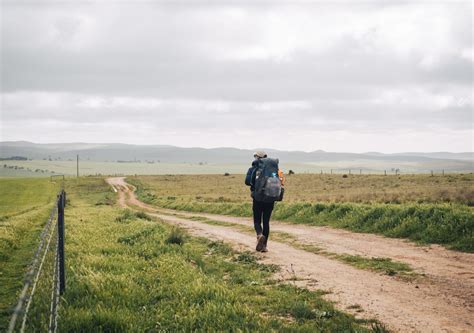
[58,191,66,294]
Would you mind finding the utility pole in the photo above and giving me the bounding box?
[77,154,79,177]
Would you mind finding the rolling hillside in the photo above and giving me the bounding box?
[1,141,472,174]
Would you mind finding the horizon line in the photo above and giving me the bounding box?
[1,140,473,155]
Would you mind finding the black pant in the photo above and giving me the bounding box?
[252,200,274,240]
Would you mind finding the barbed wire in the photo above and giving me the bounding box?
[48,235,60,333]
[7,190,65,333]
[19,220,57,332]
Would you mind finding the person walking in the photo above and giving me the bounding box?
[245,151,283,252]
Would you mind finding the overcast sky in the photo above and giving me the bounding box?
[1,0,472,152]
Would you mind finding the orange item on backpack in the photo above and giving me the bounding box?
[278,169,285,186]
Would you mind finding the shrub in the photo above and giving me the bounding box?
[165,227,186,245]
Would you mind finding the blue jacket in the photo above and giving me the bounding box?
[245,159,260,192]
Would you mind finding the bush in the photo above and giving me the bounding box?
[165,227,186,245]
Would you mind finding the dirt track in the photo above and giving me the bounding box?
[106,177,474,332]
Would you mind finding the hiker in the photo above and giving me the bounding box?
[245,151,284,252]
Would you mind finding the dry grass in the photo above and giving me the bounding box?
[128,174,474,252]
[131,173,474,206]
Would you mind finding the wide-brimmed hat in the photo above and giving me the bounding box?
[253,151,267,158]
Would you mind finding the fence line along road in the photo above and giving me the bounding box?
[7,190,67,333]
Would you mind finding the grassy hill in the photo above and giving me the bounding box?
[1,141,473,175]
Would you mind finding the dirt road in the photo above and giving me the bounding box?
[106,177,474,332]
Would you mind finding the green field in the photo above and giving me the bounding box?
[2,159,471,177]
[128,174,474,252]
[0,177,386,331]
[0,178,60,330]
[1,160,237,177]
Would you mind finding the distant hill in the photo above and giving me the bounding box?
[391,152,474,161]
[0,141,473,173]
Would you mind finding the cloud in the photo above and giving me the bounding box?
[0,1,472,152]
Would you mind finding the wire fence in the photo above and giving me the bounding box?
[7,190,66,333]
[291,168,460,176]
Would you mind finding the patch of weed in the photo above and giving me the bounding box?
[165,227,187,245]
[115,209,152,223]
[333,255,415,278]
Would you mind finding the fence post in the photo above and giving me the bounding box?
[58,191,66,294]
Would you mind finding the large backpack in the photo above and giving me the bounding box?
[253,158,282,203]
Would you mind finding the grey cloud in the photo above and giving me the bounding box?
[2,2,472,98]
[1,1,472,152]
[2,90,471,131]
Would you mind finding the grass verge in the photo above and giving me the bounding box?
[0,178,59,331]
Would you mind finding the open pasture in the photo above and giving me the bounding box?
[2,158,472,177]
[129,174,474,252]
[130,173,474,205]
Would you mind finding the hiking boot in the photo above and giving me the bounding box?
[256,234,266,252]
